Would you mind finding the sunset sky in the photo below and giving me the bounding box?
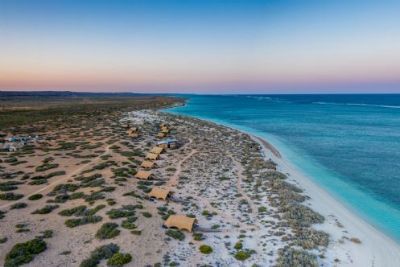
[1,0,399,93]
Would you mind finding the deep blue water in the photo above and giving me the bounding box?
[166,94,400,242]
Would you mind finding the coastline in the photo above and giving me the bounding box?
[164,109,400,266]
[253,135,400,266]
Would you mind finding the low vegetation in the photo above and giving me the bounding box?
[4,238,47,267]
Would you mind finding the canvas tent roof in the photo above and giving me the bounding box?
[135,170,152,180]
[148,187,171,200]
[146,152,159,160]
[164,215,196,232]
[150,146,163,155]
[141,160,155,169]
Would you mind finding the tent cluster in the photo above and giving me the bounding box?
[130,122,197,232]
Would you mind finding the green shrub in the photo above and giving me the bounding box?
[165,229,185,241]
[234,241,243,250]
[107,252,132,267]
[46,171,66,178]
[121,217,137,229]
[28,179,47,185]
[107,207,135,219]
[28,194,43,201]
[0,193,24,201]
[59,205,87,216]
[84,191,105,203]
[0,210,6,219]
[193,233,204,241]
[0,237,8,243]
[35,163,59,172]
[65,215,102,228]
[258,206,267,213]
[234,250,253,261]
[142,212,152,218]
[130,230,141,235]
[38,230,53,239]
[32,205,59,214]
[199,245,213,254]
[276,248,318,267]
[52,183,79,193]
[96,223,120,239]
[0,184,18,192]
[80,243,120,267]
[4,238,47,267]
[10,202,28,209]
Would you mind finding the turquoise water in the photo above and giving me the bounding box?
[165,94,400,242]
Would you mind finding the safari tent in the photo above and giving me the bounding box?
[134,170,152,180]
[150,146,164,155]
[146,152,159,160]
[148,187,172,200]
[141,160,155,169]
[164,215,196,232]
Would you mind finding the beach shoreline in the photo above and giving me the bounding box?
[251,134,400,266]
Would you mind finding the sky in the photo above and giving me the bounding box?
[0,0,399,94]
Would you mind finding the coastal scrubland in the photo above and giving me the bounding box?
[0,93,368,266]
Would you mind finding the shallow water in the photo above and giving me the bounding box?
[165,94,400,242]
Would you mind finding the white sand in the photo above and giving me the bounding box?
[253,135,400,267]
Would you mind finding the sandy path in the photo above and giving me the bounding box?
[167,138,197,187]
[0,145,112,210]
[167,149,197,187]
[231,155,258,222]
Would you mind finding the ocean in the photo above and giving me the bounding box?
[165,94,400,242]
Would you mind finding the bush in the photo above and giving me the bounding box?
[107,207,135,219]
[38,230,53,239]
[258,206,267,213]
[193,233,204,241]
[4,238,47,267]
[10,202,28,209]
[199,245,213,254]
[107,252,132,267]
[0,237,8,243]
[142,212,152,218]
[276,248,318,267]
[234,242,243,250]
[80,243,120,267]
[35,163,59,172]
[46,171,66,178]
[32,205,59,214]
[0,193,24,201]
[121,217,137,229]
[65,215,102,228]
[130,230,141,235]
[59,205,87,216]
[165,229,185,241]
[28,194,43,201]
[0,184,18,192]
[96,223,120,239]
[234,250,253,261]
